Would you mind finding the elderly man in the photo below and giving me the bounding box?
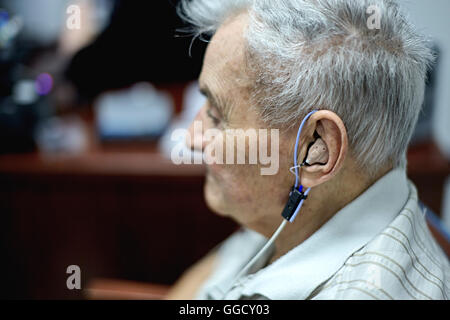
[167,0,450,300]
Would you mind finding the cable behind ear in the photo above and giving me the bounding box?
[283,109,318,222]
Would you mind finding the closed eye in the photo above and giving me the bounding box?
[207,108,221,126]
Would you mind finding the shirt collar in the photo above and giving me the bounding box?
[231,167,410,299]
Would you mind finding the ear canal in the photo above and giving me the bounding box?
[304,137,329,165]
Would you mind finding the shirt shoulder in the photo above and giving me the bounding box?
[313,193,450,300]
[195,228,267,299]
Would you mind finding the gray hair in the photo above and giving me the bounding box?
[178,0,434,174]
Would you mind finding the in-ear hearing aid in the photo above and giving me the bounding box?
[302,137,329,166]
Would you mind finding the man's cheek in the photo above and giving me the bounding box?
[223,165,257,201]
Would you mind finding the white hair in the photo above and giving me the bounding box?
[178,0,434,174]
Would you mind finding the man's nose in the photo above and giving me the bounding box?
[187,106,207,152]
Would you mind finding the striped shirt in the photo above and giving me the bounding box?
[196,168,450,300]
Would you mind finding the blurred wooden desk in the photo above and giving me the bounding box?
[0,140,448,299]
[0,143,237,299]
[0,144,204,176]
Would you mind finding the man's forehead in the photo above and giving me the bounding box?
[199,12,250,89]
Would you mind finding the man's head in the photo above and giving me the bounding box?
[179,0,433,235]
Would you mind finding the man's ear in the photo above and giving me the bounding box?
[298,110,348,188]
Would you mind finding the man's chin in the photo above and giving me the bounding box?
[204,176,228,217]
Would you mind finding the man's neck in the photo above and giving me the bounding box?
[268,164,391,265]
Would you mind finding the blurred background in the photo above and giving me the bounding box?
[0,0,448,299]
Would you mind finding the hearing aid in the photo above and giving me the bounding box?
[302,137,329,166]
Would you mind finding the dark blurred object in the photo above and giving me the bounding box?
[66,0,207,100]
[0,7,24,98]
[411,45,439,143]
[0,4,56,154]
[0,0,116,154]
[0,80,53,154]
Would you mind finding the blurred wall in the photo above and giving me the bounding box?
[399,0,450,158]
